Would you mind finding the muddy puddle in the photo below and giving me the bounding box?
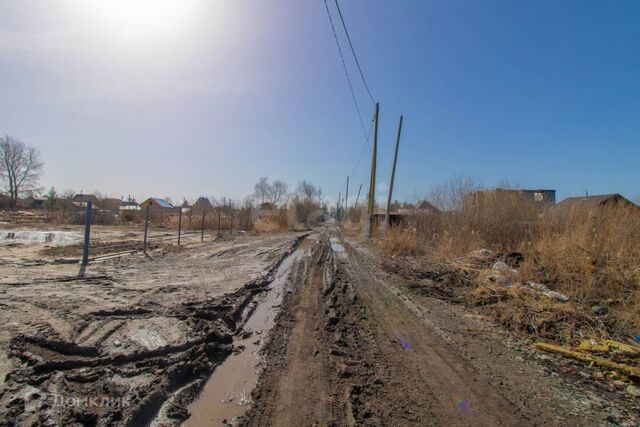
[0,230,80,245]
[181,235,314,426]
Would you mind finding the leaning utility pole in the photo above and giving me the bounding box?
[385,115,404,227]
[365,102,379,238]
[354,184,363,208]
[344,176,349,221]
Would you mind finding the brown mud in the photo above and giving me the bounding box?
[0,232,306,426]
[243,227,625,426]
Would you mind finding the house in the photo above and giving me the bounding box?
[464,188,556,212]
[414,200,441,214]
[139,197,174,210]
[192,197,213,212]
[13,196,46,209]
[72,193,99,208]
[553,194,637,217]
[0,194,11,208]
[100,197,124,210]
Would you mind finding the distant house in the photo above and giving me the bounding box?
[464,188,556,212]
[100,197,124,210]
[414,200,441,214]
[0,194,11,208]
[553,194,637,217]
[192,197,213,211]
[72,194,100,208]
[16,196,46,209]
[139,197,174,210]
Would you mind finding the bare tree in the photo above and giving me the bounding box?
[427,175,481,212]
[296,180,319,201]
[254,177,270,204]
[0,135,44,208]
[268,180,288,206]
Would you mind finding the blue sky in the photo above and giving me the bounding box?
[0,0,638,205]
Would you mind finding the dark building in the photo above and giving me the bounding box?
[464,188,556,212]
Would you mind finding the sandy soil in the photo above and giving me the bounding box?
[0,229,305,425]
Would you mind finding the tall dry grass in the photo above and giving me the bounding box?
[382,180,640,341]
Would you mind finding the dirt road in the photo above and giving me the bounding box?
[245,228,616,426]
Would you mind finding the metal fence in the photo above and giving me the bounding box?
[0,202,252,265]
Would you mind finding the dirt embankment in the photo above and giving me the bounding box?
[0,232,305,426]
[244,228,624,426]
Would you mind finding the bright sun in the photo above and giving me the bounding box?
[80,0,199,39]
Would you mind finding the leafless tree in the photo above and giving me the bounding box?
[427,175,481,212]
[0,135,44,208]
[296,180,320,201]
[254,177,270,204]
[268,180,288,206]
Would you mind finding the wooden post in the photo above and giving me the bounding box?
[143,205,150,254]
[354,184,363,208]
[81,201,93,266]
[337,191,341,220]
[200,209,205,242]
[385,115,403,227]
[366,102,379,238]
[230,208,234,234]
[177,207,182,246]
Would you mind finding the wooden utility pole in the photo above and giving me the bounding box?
[344,176,349,221]
[354,184,363,209]
[385,115,403,227]
[365,102,379,238]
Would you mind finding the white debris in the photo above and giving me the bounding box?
[543,290,570,302]
[526,281,569,302]
[492,261,519,275]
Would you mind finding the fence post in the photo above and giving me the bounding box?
[217,207,222,237]
[201,210,205,242]
[143,205,150,254]
[177,207,182,247]
[81,201,93,265]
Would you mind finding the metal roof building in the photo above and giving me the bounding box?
[139,197,174,209]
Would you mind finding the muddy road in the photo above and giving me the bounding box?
[0,225,628,425]
[0,231,306,425]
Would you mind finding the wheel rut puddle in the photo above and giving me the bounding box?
[181,236,314,426]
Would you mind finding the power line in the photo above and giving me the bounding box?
[351,116,374,178]
[322,0,368,138]
[333,0,375,104]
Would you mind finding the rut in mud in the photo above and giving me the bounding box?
[0,232,306,426]
[243,229,603,426]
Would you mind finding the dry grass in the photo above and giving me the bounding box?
[382,191,640,343]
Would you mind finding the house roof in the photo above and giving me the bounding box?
[416,200,441,212]
[553,193,633,216]
[73,194,99,203]
[140,197,174,209]
[193,197,213,209]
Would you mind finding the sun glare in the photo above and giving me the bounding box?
[80,0,199,39]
